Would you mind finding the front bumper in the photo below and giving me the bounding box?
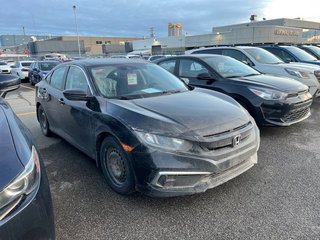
[257,93,312,126]
[132,121,260,197]
[0,165,55,240]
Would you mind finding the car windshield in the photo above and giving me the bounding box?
[203,56,260,78]
[0,62,7,66]
[283,46,318,61]
[90,63,188,99]
[244,48,284,64]
[304,46,320,56]
[39,62,58,71]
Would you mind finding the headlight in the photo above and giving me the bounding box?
[135,132,192,152]
[0,146,41,221]
[249,87,288,100]
[285,68,310,79]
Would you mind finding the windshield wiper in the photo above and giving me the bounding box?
[226,75,241,78]
[243,73,260,77]
[160,89,183,95]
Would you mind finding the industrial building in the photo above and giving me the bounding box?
[2,17,320,58]
[0,35,142,57]
[0,34,54,47]
[132,17,320,55]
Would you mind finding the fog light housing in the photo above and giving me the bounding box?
[153,172,210,188]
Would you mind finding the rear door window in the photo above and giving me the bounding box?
[179,59,209,78]
[158,59,177,74]
[49,66,67,90]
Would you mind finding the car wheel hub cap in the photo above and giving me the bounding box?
[107,149,126,184]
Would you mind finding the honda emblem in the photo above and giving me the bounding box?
[232,135,242,147]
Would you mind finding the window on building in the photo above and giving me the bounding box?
[96,41,103,45]
[105,41,111,45]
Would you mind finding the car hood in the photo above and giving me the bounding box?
[107,89,250,140]
[285,62,320,71]
[0,106,24,191]
[234,74,308,93]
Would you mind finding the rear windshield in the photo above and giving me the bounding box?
[39,62,59,71]
[22,62,32,67]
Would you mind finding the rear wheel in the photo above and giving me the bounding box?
[30,75,35,85]
[38,105,52,136]
[100,137,135,195]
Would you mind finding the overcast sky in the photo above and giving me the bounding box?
[1,0,319,38]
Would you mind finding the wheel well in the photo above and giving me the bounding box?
[95,132,112,168]
[233,96,257,118]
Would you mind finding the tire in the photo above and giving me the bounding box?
[100,136,135,195]
[37,105,52,137]
[30,75,35,86]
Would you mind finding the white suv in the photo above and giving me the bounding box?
[188,46,320,97]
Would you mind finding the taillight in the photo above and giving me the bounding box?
[22,68,29,71]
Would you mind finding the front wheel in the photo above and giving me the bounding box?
[100,137,135,195]
[37,105,52,137]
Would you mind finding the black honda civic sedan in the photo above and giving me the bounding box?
[156,54,313,126]
[35,59,260,197]
[0,74,55,239]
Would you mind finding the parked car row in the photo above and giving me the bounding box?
[1,44,319,237]
[186,46,320,97]
[6,59,60,85]
[155,54,312,126]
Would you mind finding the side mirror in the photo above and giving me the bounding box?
[63,89,93,101]
[0,74,21,98]
[197,72,214,81]
[242,60,254,67]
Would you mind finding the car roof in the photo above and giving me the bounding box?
[60,58,147,67]
[158,54,229,61]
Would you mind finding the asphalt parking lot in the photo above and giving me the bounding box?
[6,83,320,240]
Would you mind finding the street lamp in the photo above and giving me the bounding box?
[72,5,81,57]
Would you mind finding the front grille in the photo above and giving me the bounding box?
[1,70,10,73]
[281,107,310,123]
[314,71,320,82]
[199,121,254,152]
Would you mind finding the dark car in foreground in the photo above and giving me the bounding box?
[156,55,312,127]
[0,74,55,239]
[35,59,260,197]
[29,61,60,85]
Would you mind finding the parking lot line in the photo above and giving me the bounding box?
[20,85,35,91]
[17,111,36,116]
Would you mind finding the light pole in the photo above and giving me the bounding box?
[73,5,81,57]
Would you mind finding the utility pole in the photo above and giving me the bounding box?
[73,5,81,57]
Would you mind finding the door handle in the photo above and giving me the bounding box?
[58,98,65,105]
